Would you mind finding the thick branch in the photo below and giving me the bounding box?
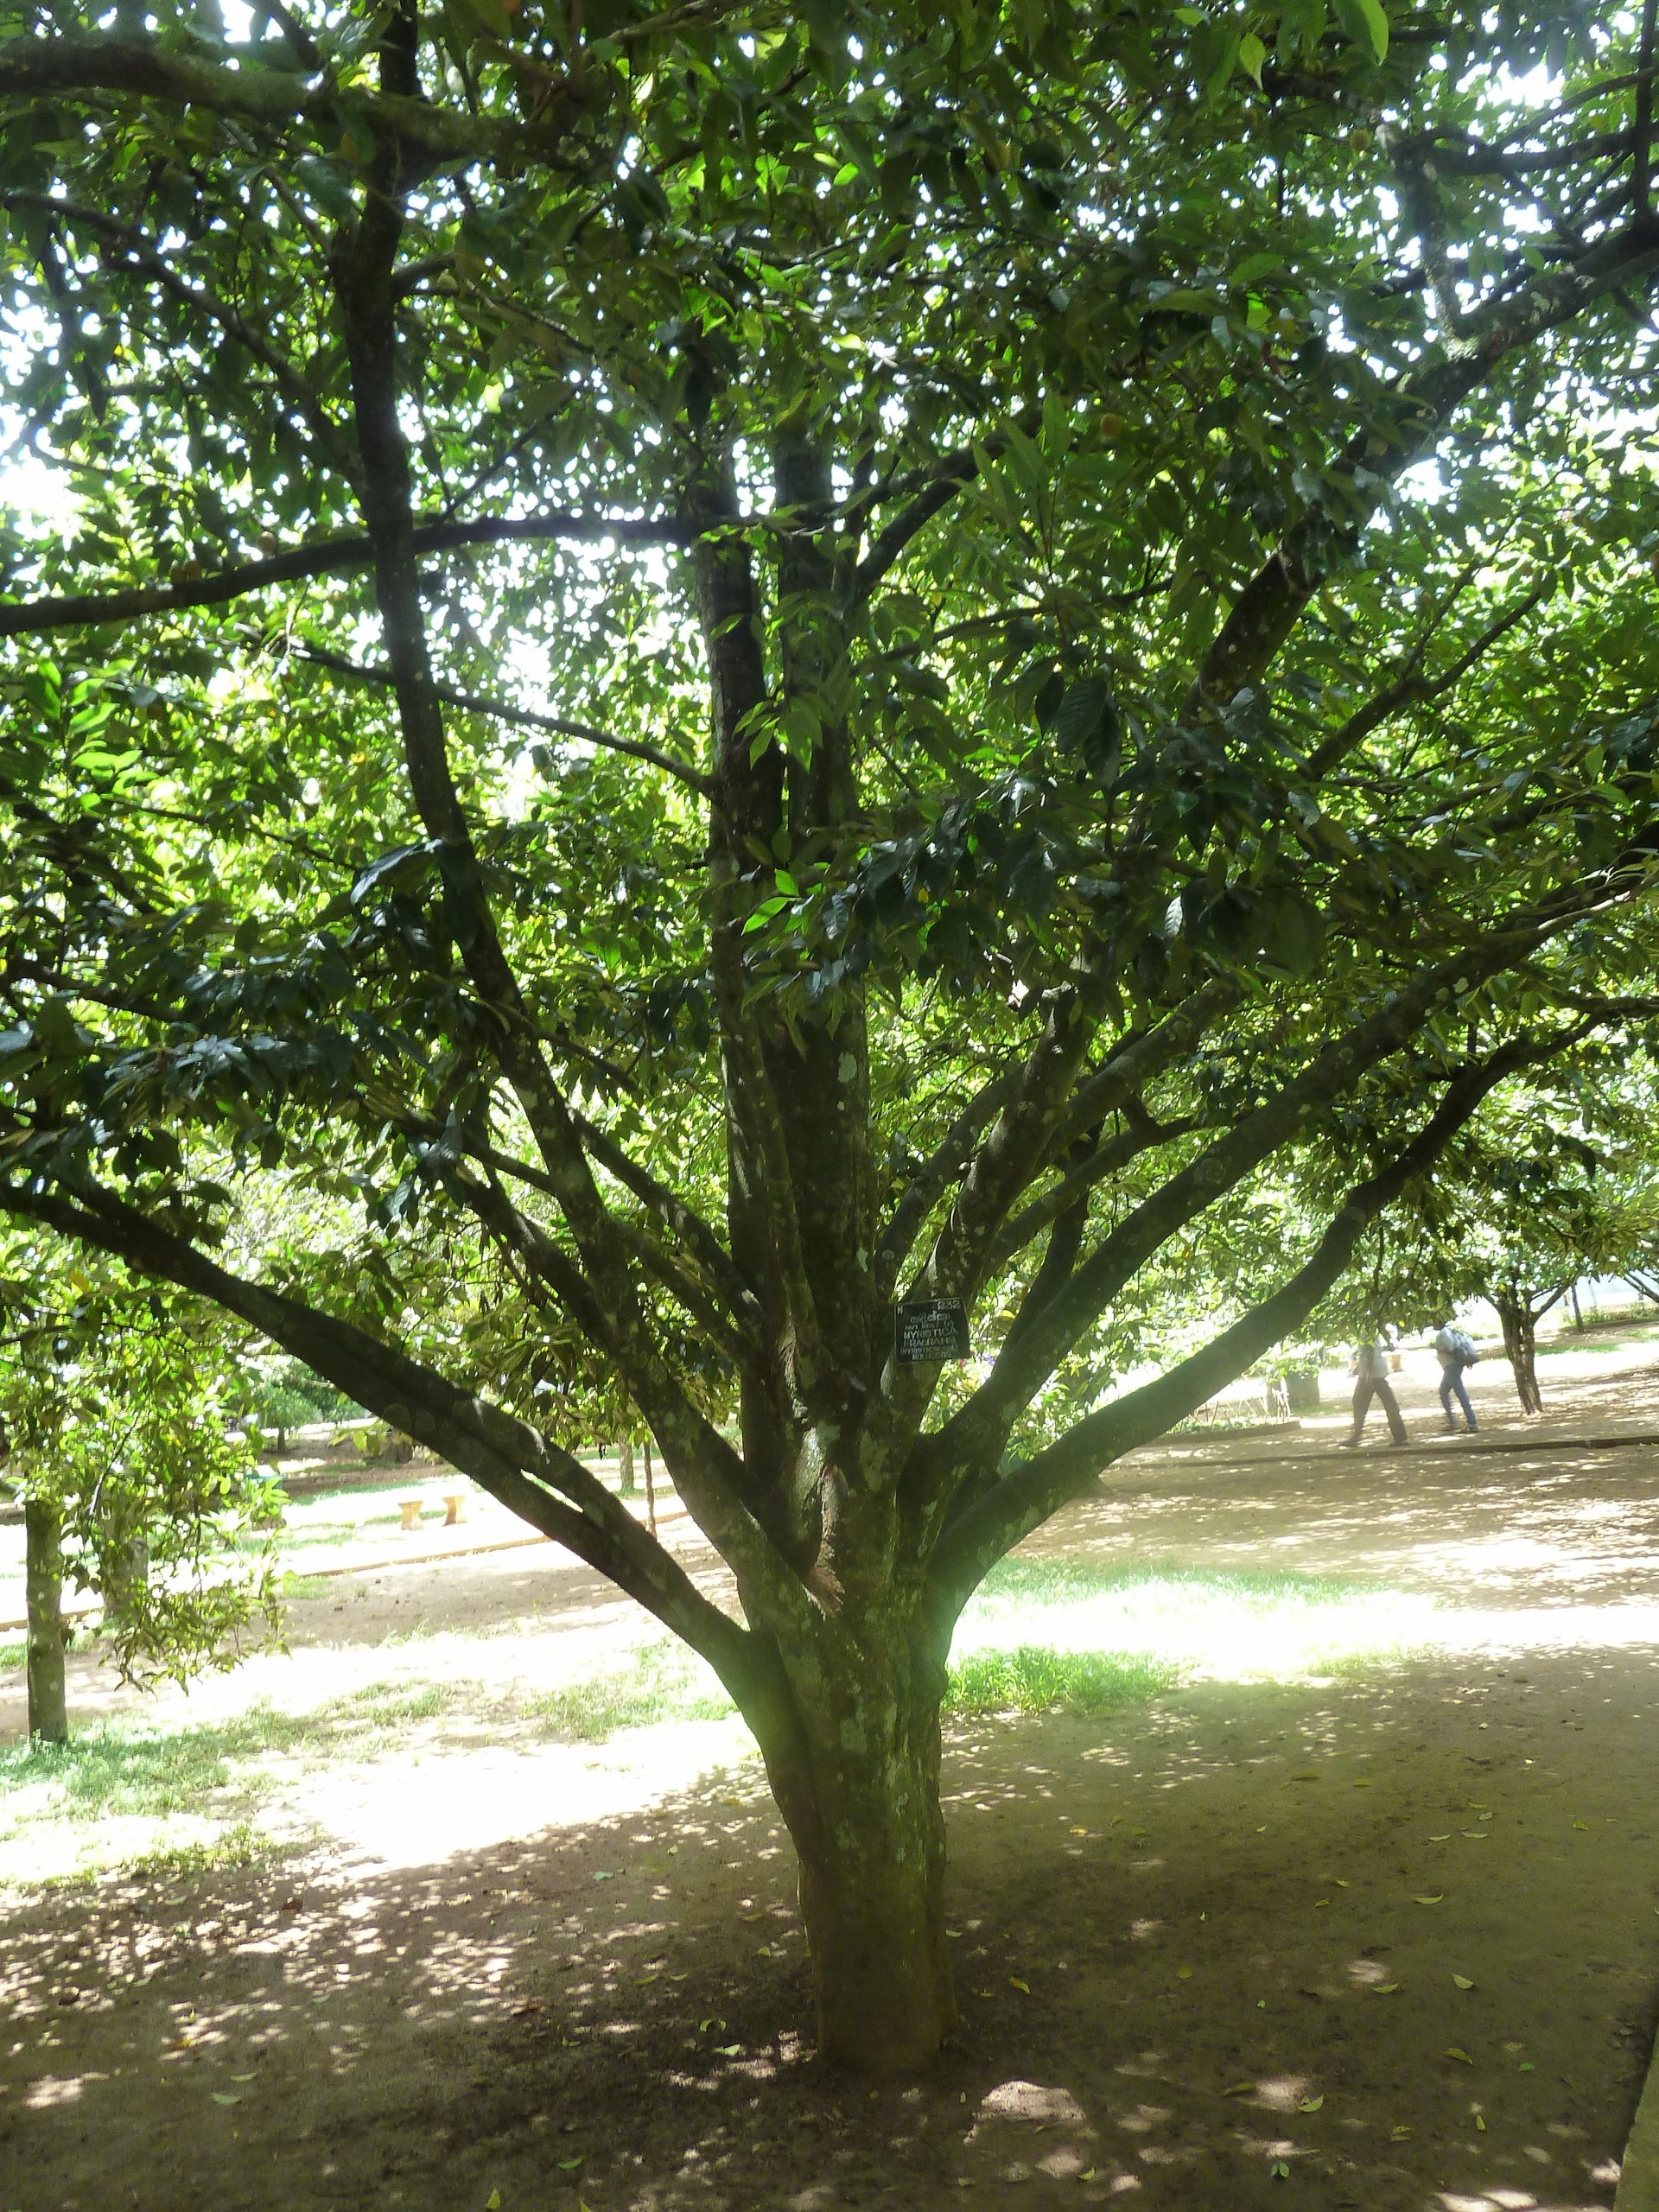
[923,918,1573,1475]
[1187,213,1659,712]
[0,1175,749,1675]
[0,33,590,176]
[0,512,687,641]
[929,1037,1555,1605]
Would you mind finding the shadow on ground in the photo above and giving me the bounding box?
[5,1637,1657,2212]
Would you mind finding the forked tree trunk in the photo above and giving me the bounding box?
[753,1629,957,2075]
[1496,1294,1543,1415]
[25,1495,67,1745]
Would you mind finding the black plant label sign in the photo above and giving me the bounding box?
[893,1297,972,1363]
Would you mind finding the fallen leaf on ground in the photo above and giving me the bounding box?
[1373,1983,1401,1995]
[1445,2047,1474,2065]
[1390,2126,1412,2139]
[210,2092,241,2107]
[1414,1894,1445,1904]
[1427,1833,1452,1841]
[1009,1975,1030,1993]
[1452,1974,1475,1990]
[1299,2094,1324,2112]
[1222,2082,1254,2096]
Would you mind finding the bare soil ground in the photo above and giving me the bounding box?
[6,1337,1659,2212]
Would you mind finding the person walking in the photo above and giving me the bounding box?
[1433,1320,1479,1433]
[1338,1338,1408,1447]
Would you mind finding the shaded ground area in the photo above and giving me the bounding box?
[5,1344,1659,2211]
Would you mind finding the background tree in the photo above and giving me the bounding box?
[5,0,1659,2069]
[0,1234,282,1738]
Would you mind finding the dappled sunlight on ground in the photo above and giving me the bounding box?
[6,1643,1656,2211]
[8,1351,1659,2206]
[281,1716,760,1872]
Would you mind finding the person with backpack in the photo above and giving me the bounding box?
[1433,1321,1479,1433]
[1338,1338,1409,1447]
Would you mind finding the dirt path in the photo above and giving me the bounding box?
[7,1353,1659,2210]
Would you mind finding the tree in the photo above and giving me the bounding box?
[0,1235,282,1738]
[5,0,1659,2070]
[1315,1048,1659,1412]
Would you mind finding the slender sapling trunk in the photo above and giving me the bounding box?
[25,1494,68,1745]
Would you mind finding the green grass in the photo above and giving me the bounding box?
[0,1640,24,1673]
[0,1555,1433,1891]
[277,1572,331,1601]
[121,1821,270,1881]
[520,1644,734,1739]
[946,1645,1179,1715]
[955,1556,1433,1688]
[0,1705,329,1821]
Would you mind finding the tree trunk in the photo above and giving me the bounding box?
[617,1435,636,1497]
[757,1631,957,2076]
[25,1495,68,1745]
[1496,1294,1543,1414]
[642,1436,656,1536]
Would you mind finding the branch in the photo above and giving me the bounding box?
[330,176,804,1614]
[847,410,1041,603]
[1306,576,1556,778]
[0,512,690,640]
[1638,0,1656,215]
[920,919,1574,1475]
[984,1109,1200,1281]
[1186,213,1659,713]
[291,643,711,795]
[0,189,350,470]
[0,32,591,178]
[0,1173,750,1676]
[569,1106,760,1329]
[871,1067,1021,1300]
[901,983,1239,1321]
[928,1035,1559,1605]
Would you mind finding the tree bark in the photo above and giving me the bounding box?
[25,1495,68,1745]
[1496,1294,1544,1414]
[753,1616,957,2076]
[617,1435,636,1497]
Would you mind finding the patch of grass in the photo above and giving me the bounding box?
[346,1680,450,1724]
[278,1572,331,1601]
[0,1639,24,1672]
[521,1644,734,1740]
[0,1706,327,1822]
[958,1555,1433,1683]
[946,1645,1179,1716]
[976,1557,1374,1608]
[123,1821,270,1881]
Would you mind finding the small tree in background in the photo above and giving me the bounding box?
[1,1237,283,1739]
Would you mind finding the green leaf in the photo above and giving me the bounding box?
[1238,31,1267,84]
[1333,0,1389,63]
